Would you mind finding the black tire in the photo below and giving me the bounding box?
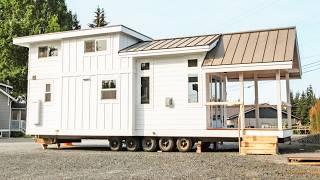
[159,137,175,152]
[142,137,157,152]
[42,144,48,150]
[126,137,140,151]
[176,138,192,152]
[109,138,123,151]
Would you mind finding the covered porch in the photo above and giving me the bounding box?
[201,26,301,139]
[202,70,294,138]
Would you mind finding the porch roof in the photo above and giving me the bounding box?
[202,27,300,76]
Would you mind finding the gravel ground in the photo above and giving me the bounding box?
[0,138,320,179]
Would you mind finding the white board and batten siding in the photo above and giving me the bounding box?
[27,33,139,136]
[134,53,209,137]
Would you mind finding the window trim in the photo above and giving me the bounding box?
[38,46,58,59]
[187,74,200,104]
[84,39,108,54]
[100,79,118,102]
[188,59,198,68]
[44,83,53,103]
[140,76,150,104]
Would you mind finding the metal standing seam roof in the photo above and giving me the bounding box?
[203,27,297,66]
[119,34,220,53]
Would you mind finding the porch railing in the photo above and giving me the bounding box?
[10,120,26,132]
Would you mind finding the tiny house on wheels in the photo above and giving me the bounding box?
[13,25,301,154]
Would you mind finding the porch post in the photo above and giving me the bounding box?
[254,74,260,128]
[239,72,245,130]
[223,74,227,127]
[286,73,292,129]
[203,73,210,129]
[276,70,283,130]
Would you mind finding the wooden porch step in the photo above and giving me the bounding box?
[240,136,278,155]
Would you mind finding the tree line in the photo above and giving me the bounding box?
[291,85,318,126]
[0,0,108,97]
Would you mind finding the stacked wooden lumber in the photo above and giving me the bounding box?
[240,136,278,155]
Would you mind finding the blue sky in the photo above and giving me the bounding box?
[66,0,320,104]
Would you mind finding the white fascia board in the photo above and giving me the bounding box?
[13,25,152,47]
[119,41,218,58]
[202,61,293,73]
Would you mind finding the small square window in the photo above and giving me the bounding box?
[84,40,95,53]
[96,40,107,51]
[188,59,198,67]
[38,47,48,58]
[141,63,150,70]
[45,93,51,102]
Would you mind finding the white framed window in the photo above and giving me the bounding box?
[188,74,199,103]
[101,80,117,100]
[44,83,52,102]
[141,62,150,71]
[188,59,198,67]
[84,39,107,53]
[141,76,150,104]
[38,46,58,58]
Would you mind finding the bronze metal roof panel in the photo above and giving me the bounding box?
[203,27,298,67]
[119,34,220,53]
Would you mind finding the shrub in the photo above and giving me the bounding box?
[309,100,320,133]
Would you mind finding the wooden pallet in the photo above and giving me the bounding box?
[288,157,320,166]
[240,136,278,155]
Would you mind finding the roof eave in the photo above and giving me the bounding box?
[13,25,152,48]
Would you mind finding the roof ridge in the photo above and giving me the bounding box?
[222,26,296,35]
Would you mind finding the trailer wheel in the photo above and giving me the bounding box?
[126,137,140,151]
[176,138,192,152]
[142,137,157,152]
[109,138,122,151]
[159,137,175,152]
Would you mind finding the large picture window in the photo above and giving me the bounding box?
[141,77,150,104]
[188,75,198,103]
[101,80,117,100]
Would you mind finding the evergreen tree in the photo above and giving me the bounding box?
[0,0,78,96]
[72,14,81,30]
[88,6,109,28]
[46,15,61,33]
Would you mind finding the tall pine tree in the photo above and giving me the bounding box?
[88,6,109,28]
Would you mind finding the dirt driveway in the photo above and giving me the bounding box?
[0,138,320,179]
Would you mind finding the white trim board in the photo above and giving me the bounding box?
[202,61,293,73]
[13,25,152,47]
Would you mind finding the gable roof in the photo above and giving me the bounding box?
[203,27,297,66]
[119,34,220,53]
[13,25,152,47]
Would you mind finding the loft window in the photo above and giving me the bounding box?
[141,63,150,70]
[38,46,58,58]
[188,75,198,103]
[84,40,95,53]
[141,77,150,104]
[188,59,198,67]
[85,39,107,53]
[101,80,116,100]
[96,40,107,51]
[44,84,52,102]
